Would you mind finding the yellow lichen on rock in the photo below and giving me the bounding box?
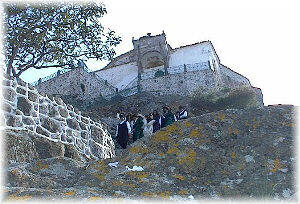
[91,160,109,181]
[178,149,196,166]
[173,175,185,180]
[142,191,154,197]
[151,131,171,143]
[183,121,193,128]
[157,191,171,199]
[158,152,164,157]
[64,190,75,196]
[33,160,48,171]
[189,129,199,138]
[216,112,226,121]
[270,158,282,173]
[92,173,105,181]
[127,171,149,181]
[10,169,18,176]
[230,151,236,159]
[286,122,296,127]
[89,196,102,201]
[166,147,179,155]
[178,190,188,195]
[129,146,148,154]
[166,123,179,133]
[127,183,136,188]
[7,194,32,201]
[228,126,239,135]
[112,180,126,186]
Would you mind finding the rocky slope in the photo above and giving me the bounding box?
[3,105,296,201]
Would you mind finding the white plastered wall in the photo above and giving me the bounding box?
[169,42,216,67]
[95,62,138,90]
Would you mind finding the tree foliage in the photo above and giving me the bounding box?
[4,2,121,77]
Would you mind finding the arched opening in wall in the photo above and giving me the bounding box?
[141,51,165,69]
[80,83,86,93]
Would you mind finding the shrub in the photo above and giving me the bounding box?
[190,86,261,114]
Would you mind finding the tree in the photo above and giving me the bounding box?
[4,2,121,78]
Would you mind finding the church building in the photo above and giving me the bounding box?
[35,32,258,101]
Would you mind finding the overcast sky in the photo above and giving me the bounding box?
[19,0,299,106]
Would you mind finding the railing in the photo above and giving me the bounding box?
[141,61,210,80]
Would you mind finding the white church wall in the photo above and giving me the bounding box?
[95,62,138,90]
[169,42,215,67]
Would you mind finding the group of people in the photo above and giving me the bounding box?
[116,105,188,149]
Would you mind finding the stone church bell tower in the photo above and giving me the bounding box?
[132,31,171,83]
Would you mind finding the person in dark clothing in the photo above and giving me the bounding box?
[152,110,161,133]
[161,106,168,128]
[178,105,188,120]
[116,114,131,149]
[164,106,177,126]
[133,113,144,142]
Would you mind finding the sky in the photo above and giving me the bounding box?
[19,0,300,106]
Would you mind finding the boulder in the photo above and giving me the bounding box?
[4,129,39,165]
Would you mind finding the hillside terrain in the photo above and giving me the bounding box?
[4,105,296,201]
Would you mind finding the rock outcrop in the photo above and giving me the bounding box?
[3,105,296,201]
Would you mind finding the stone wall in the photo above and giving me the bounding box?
[140,69,216,96]
[35,67,116,101]
[2,74,115,161]
[140,62,210,80]
[219,64,251,87]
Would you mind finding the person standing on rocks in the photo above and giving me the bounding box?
[164,106,177,126]
[133,112,144,142]
[161,107,168,128]
[152,110,161,133]
[142,113,156,137]
[116,114,131,149]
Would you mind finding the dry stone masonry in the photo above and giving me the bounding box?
[2,74,115,161]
